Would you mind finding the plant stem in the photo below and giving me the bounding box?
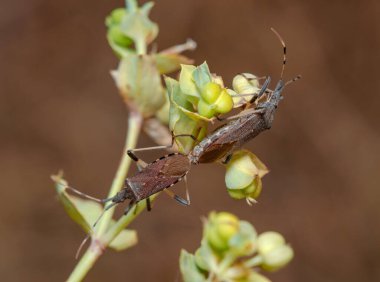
[66,243,102,282]
[96,111,142,236]
[66,110,142,282]
[102,193,159,244]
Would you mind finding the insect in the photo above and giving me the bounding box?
[68,28,299,218]
[105,28,300,212]
[104,151,191,215]
[188,28,301,165]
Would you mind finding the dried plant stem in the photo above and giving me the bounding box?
[67,111,142,282]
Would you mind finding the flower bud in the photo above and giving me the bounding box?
[198,99,216,119]
[201,82,222,104]
[214,89,233,114]
[106,8,126,26]
[108,25,133,48]
[232,73,261,105]
[197,82,233,118]
[257,232,294,271]
[225,150,268,203]
[205,212,240,252]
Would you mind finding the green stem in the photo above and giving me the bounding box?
[66,110,142,282]
[66,243,102,282]
[96,111,142,236]
[102,193,159,244]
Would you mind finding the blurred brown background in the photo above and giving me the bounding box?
[1,0,380,281]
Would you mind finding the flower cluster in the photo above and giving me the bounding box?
[180,212,294,282]
[106,0,196,118]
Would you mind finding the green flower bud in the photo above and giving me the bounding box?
[257,232,294,271]
[112,53,166,117]
[198,99,216,118]
[206,212,240,252]
[108,25,133,48]
[225,150,268,203]
[214,89,234,114]
[201,82,222,104]
[106,8,127,26]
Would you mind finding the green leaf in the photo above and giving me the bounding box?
[180,250,207,282]
[179,64,199,97]
[109,228,138,251]
[192,62,212,90]
[52,174,101,233]
[166,77,209,153]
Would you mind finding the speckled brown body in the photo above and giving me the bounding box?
[125,153,191,201]
[189,79,285,164]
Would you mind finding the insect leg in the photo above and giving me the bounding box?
[248,76,271,104]
[127,133,197,167]
[146,197,152,212]
[221,107,265,121]
[222,154,233,165]
[163,176,191,206]
[124,200,136,215]
[127,150,148,171]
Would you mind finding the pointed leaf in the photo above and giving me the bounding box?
[180,64,199,97]
[192,62,212,90]
[52,174,102,233]
[109,228,138,251]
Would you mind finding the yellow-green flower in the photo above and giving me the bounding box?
[225,150,269,204]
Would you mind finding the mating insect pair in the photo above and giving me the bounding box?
[82,29,300,214]
[68,27,300,227]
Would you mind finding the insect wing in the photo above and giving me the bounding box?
[127,154,190,201]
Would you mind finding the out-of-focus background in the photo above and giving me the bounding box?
[1,0,380,281]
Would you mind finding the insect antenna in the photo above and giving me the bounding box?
[285,74,302,86]
[75,200,120,259]
[64,185,104,203]
[270,27,287,80]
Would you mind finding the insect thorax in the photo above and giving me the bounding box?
[189,124,233,164]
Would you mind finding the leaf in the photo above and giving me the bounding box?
[166,77,209,153]
[179,64,199,97]
[109,228,138,251]
[180,250,207,282]
[52,174,102,233]
[154,53,193,74]
[192,62,212,90]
